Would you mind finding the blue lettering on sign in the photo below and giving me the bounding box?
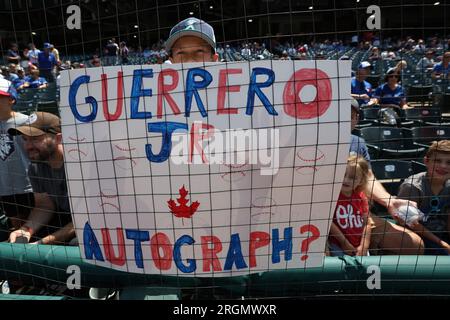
[185,68,212,117]
[130,69,153,119]
[272,227,293,263]
[69,75,98,123]
[83,221,104,261]
[246,67,277,116]
[145,122,189,162]
[125,229,150,269]
[173,235,196,273]
[224,233,248,270]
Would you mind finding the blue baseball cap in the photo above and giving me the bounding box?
[43,42,52,49]
[0,78,18,103]
[165,17,216,53]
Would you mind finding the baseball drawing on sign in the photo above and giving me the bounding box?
[112,143,138,170]
[220,163,250,182]
[99,189,120,212]
[295,146,325,175]
[67,136,88,161]
[251,196,277,220]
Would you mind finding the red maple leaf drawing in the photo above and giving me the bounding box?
[168,185,200,219]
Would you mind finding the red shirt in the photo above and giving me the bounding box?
[331,191,369,247]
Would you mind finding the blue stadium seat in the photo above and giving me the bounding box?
[370,159,423,195]
[359,126,426,159]
[409,126,450,147]
[402,107,444,127]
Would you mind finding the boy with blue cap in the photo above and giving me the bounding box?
[166,17,219,64]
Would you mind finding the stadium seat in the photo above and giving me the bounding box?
[37,101,58,115]
[13,100,35,113]
[357,107,381,128]
[407,84,433,106]
[359,126,426,159]
[370,160,416,195]
[409,126,450,147]
[18,88,38,101]
[402,107,444,127]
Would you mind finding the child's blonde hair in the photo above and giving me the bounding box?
[346,155,370,192]
[425,140,450,159]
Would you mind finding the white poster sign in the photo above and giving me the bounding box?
[60,60,351,276]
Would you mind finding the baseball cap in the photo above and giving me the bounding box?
[358,61,372,69]
[0,78,18,102]
[43,42,52,49]
[165,17,216,53]
[386,67,397,75]
[8,112,61,137]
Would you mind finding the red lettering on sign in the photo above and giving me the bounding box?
[283,68,332,119]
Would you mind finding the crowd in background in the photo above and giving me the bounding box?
[0,31,448,254]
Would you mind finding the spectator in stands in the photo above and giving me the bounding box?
[105,39,119,66]
[351,61,375,107]
[165,17,218,64]
[24,69,48,89]
[13,67,28,91]
[394,60,408,84]
[397,140,450,255]
[0,66,8,80]
[328,155,373,256]
[119,41,129,64]
[49,44,60,64]
[7,64,18,82]
[6,43,20,64]
[416,50,435,73]
[394,60,407,74]
[349,99,424,255]
[37,43,57,83]
[432,51,450,80]
[27,43,40,67]
[21,47,30,70]
[280,50,290,60]
[0,79,34,241]
[91,55,101,68]
[8,112,75,245]
[413,39,426,54]
[368,46,381,60]
[371,68,412,109]
[241,44,251,60]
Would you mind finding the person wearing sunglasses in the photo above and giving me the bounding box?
[371,67,412,109]
[431,51,450,80]
[397,140,450,255]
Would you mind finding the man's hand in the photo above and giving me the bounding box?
[9,229,32,243]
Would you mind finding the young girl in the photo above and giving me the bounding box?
[328,155,372,256]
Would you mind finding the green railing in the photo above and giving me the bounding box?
[1,243,450,297]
